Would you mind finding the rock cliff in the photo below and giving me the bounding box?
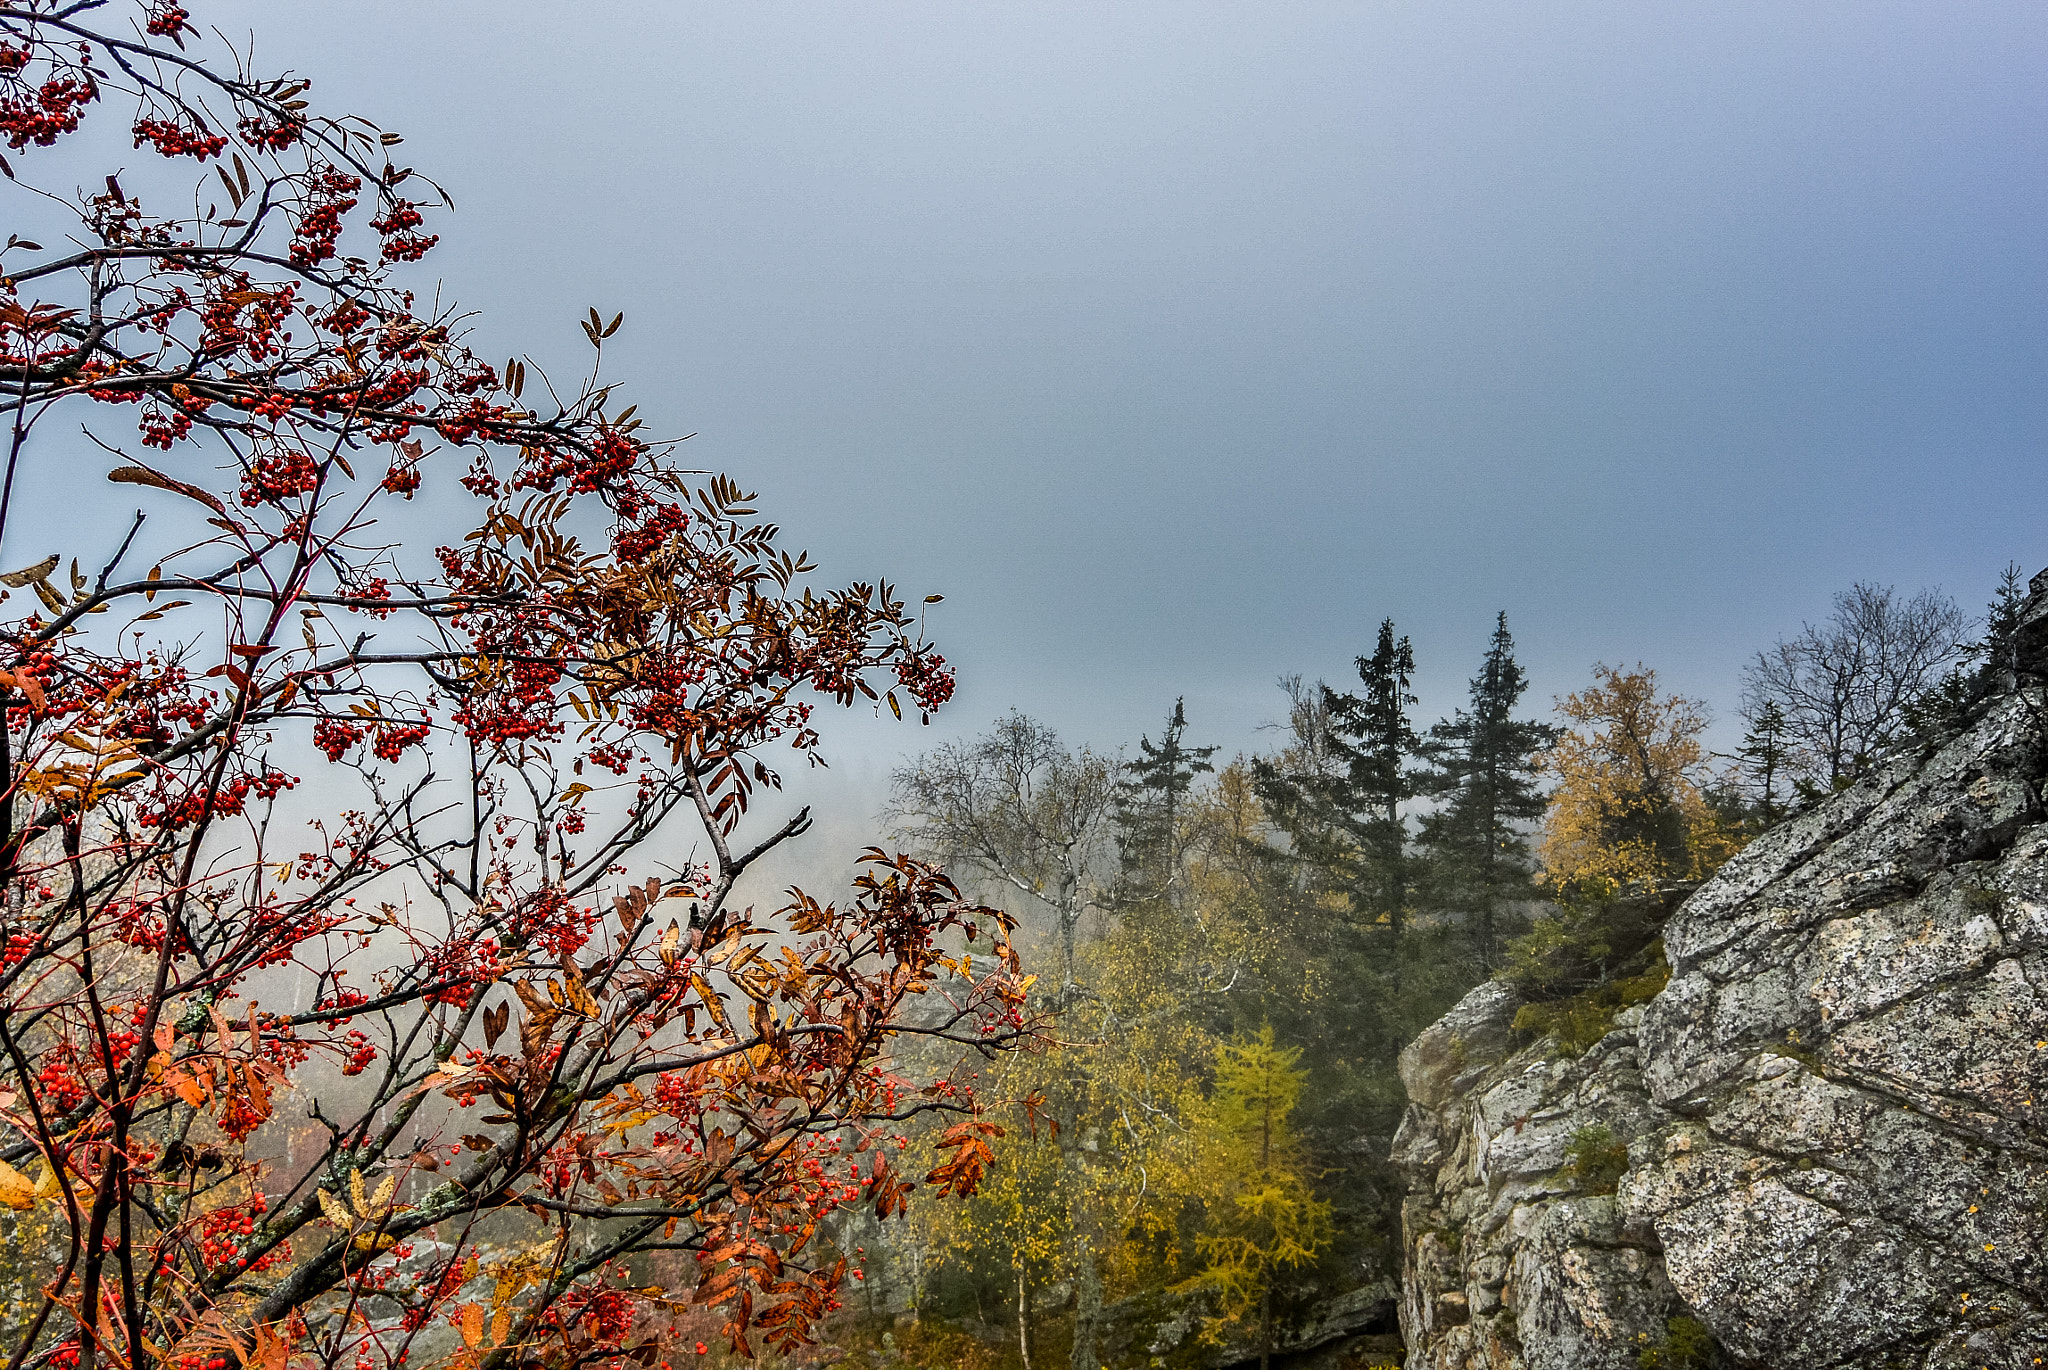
[1394,576,2048,1369]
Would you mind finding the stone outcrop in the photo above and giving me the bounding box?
[1396,576,2048,1368]
[1392,982,1683,1369]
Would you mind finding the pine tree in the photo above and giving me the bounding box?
[1416,613,1555,970]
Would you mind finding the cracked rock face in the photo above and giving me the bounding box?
[1392,984,1683,1370]
[1397,581,2048,1369]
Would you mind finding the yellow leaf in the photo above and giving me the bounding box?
[0,1160,37,1209]
[349,1168,369,1219]
[318,1188,354,1228]
[461,1303,483,1349]
[691,974,730,1034]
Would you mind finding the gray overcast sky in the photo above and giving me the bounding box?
[75,4,2048,788]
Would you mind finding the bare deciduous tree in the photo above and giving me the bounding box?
[1741,582,1968,792]
[886,714,1118,991]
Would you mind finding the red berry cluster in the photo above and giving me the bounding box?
[313,716,365,762]
[340,1028,377,1076]
[239,450,319,506]
[197,1193,275,1273]
[370,199,437,263]
[138,765,297,829]
[132,117,226,160]
[144,4,191,36]
[1,73,98,149]
[382,461,422,496]
[237,112,300,152]
[371,720,431,762]
[138,402,193,449]
[613,501,688,561]
[37,1052,86,1113]
[321,299,370,335]
[513,429,641,497]
[894,648,955,713]
[289,169,359,266]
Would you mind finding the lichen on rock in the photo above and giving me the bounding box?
[1395,574,2048,1368]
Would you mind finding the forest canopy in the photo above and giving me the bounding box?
[871,565,2008,1370]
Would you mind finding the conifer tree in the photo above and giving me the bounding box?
[1340,620,1423,938]
[1735,697,1793,828]
[1417,613,1555,970]
[1252,620,1420,949]
[1906,562,2032,741]
[1114,697,1219,900]
[1178,1028,1332,1370]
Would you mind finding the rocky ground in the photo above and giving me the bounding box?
[1394,577,2048,1369]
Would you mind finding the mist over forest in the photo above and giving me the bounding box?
[0,4,2043,1370]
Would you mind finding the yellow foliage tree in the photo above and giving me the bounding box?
[911,1013,1211,1370]
[925,1110,1070,1370]
[1176,1028,1332,1370]
[1539,663,1740,894]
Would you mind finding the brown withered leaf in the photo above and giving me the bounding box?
[107,464,228,515]
[691,974,729,1034]
[0,554,58,589]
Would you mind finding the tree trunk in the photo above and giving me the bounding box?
[1016,1268,1033,1370]
[1056,866,1080,991]
[1259,1283,1272,1370]
[1069,1241,1101,1370]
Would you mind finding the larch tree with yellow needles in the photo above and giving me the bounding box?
[1176,1027,1331,1370]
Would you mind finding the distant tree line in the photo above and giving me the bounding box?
[855,565,2018,1370]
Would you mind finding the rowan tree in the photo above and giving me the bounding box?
[0,6,1033,1369]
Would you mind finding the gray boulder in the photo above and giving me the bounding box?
[1397,573,2048,1368]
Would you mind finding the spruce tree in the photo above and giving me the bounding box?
[1337,619,1422,938]
[1905,562,2031,741]
[1113,697,1218,899]
[1735,697,1792,829]
[1253,619,1420,948]
[1416,613,1555,970]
